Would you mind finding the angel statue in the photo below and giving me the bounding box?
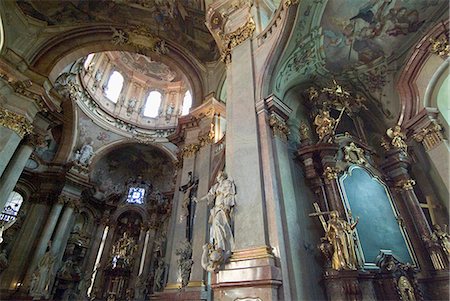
[386,125,408,152]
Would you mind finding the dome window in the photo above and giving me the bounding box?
[143,91,162,118]
[105,71,124,103]
[181,91,192,116]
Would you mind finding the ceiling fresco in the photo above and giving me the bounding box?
[118,52,178,82]
[321,0,444,73]
[91,144,175,197]
[16,0,218,61]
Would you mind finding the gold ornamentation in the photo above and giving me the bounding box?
[230,246,274,262]
[398,276,416,301]
[412,120,444,151]
[344,142,366,165]
[285,0,300,6]
[133,132,156,144]
[198,124,215,147]
[385,125,408,152]
[180,143,200,158]
[269,114,290,140]
[429,37,450,59]
[299,121,311,142]
[314,110,336,142]
[396,179,416,191]
[0,107,33,138]
[220,17,256,63]
[323,166,340,180]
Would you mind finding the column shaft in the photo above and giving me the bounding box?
[0,144,33,210]
[0,127,21,178]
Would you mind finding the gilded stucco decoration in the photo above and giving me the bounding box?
[429,36,450,58]
[396,179,416,191]
[111,26,168,55]
[0,107,33,138]
[384,126,408,152]
[323,166,340,180]
[179,143,200,158]
[220,17,256,63]
[343,142,366,165]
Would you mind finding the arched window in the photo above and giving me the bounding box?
[181,91,192,116]
[0,191,24,222]
[83,53,95,70]
[105,71,124,103]
[143,91,162,118]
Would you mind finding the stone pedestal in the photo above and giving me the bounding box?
[323,270,361,301]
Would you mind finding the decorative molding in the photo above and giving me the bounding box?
[11,80,48,112]
[111,26,168,55]
[269,113,290,140]
[412,120,444,151]
[230,246,274,262]
[220,17,256,63]
[0,107,33,138]
[396,179,416,191]
[284,0,300,7]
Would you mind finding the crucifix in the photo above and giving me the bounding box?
[420,196,440,226]
[179,172,199,242]
[308,202,330,232]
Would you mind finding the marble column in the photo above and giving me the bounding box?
[0,139,35,210]
[0,107,33,177]
[165,155,195,288]
[24,197,64,287]
[51,198,77,264]
[0,199,49,291]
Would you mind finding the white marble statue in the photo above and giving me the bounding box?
[30,249,56,299]
[76,141,94,166]
[197,171,236,272]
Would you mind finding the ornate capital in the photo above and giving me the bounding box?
[179,143,200,158]
[323,166,340,180]
[0,107,33,138]
[412,120,444,151]
[269,113,290,140]
[429,36,450,59]
[285,0,300,6]
[299,121,311,143]
[24,133,46,148]
[220,17,256,63]
[396,179,416,191]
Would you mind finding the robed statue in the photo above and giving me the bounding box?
[310,204,359,271]
[197,171,236,272]
[30,247,56,299]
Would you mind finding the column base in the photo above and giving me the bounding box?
[323,269,361,301]
[211,247,282,301]
[153,283,207,300]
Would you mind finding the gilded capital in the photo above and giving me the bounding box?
[179,143,200,158]
[269,114,290,140]
[323,166,340,180]
[412,120,444,151]
[220,17,256,63]
[429,36,450,59]
[0,107,33,138]
[396,179,416,191]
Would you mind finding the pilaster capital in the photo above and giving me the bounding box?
[0,107,33,138]
[323,166,340,180]
[206,2,255,63]
[11,80,48,113]
[179,143,200,159]
[23,133,47,148]
[412,120,444,151]
[429,35,450,59]
[395,179,416,191]
[269,113,290,141]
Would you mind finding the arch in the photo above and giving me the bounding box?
[143,90,162,118]
[28,27,204,110]
[105,71,124,103]
[396,20,449,125]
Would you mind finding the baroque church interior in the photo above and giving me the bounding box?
[0,0,449,300]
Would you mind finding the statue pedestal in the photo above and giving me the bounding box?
[323,269,361,301]
[211,247,282,301]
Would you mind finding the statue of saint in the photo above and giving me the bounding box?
[111,232,137,268]
[432,224,450,260]
[205,171,236,252]
[325,210,359,270]
[30,248,56,299]
[77,141,94,166]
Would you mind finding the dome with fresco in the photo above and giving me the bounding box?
[54,50,193,141]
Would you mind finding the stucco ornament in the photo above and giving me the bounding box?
[385,125,408,152]
[198,171,236,272]
[74,141,94,166]
[344,142,366,165]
